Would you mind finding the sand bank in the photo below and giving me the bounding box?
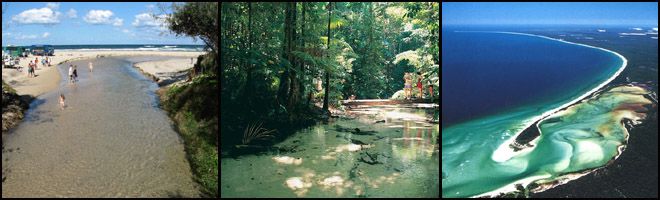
[2,50,205,97]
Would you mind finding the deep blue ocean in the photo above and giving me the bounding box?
[441,29,622,127]
[2,44,206,52]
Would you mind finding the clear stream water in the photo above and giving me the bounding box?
[2,57,198,197]
[220,105,439,198]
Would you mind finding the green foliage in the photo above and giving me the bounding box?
[169,2,218,54]
[162,73,218,197]
[220,1,439,151]
[178,111,218,197]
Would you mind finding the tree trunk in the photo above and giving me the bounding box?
[286,2,299,112]
[277,2,294,107]
[301,3,307,106]
[322,2,332,112]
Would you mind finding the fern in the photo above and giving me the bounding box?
[242,121,276,145]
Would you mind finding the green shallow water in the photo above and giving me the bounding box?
[442,85,654,197]
[222,106,439,197]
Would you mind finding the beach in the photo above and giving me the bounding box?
[133,57,199,86]
[2,50,205,97]
[441,30,630,197]
[2,55,204,197]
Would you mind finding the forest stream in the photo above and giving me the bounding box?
[220,105,439,198]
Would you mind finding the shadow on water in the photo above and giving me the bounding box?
[21,98,59,126]
[220,105,439,197]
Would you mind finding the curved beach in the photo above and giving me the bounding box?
[442,31,632,198]
[489,31,628,163]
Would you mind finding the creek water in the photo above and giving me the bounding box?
[2,57,198,197]
[220,105,439,197]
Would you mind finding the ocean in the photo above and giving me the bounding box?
[3,44,206,52]
[441,28,629,197]
[442,30,622,127]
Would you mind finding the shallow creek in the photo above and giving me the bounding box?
[220,105,439,197]
[2,57,198,197]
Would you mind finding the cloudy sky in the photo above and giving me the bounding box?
[2,2,204,46]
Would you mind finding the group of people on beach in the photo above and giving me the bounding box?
[23,56,52,78]
[403,72,433,100]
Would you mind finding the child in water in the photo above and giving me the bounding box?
[59,94,66,110]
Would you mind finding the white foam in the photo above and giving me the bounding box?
[619,33,647,36]
[456,30,628,195]
[597,29,606,32]
[472,174,552,198]
[632,27,643,31]
[464,31,627,164]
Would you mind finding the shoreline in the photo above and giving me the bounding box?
[490,31,628,162]
[2,50,205,98]
[455,31,629,197]
[477,83,654,198]
[132,57,198,87]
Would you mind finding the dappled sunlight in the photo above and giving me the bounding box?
[321,155,337,160]
[227,100,438,198]
[314,172,356,196]
[285,168,317,197]
[220,1,440,197]
[286,177,306,189]
[273,156,303,165]
[335,143,369,152]
[320,176,344,186]
[285,177,313,197]
[321,143,371,161]
[360,172,402,190]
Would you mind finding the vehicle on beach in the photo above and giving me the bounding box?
[30,45,54,56]
[3,46,27,58]
[2,51,15,68]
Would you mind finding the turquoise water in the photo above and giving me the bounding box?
[442,31,622,127]
[441,32,632,197]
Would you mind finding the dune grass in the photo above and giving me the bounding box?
[160,57,218,197]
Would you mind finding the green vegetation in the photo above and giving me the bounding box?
[2,80,30,139]
[221,2,438,154]
[160,66,218,197]
[157,2,219,197]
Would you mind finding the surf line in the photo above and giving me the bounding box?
[454,30,628,197]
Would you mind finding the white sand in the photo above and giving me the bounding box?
[133,57,199,86]
[2,50,205,97]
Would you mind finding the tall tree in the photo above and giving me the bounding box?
[168,2,218,55]
[322,2,333,112]
[277,2,303,112]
